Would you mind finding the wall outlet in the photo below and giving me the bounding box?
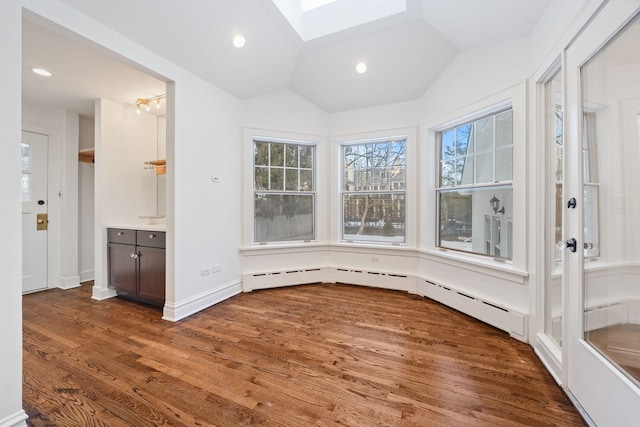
[212,264,221,273]
[201,267,212,276]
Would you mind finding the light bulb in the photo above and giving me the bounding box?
[145,103,150,112]
[32,68,53,77]
[136,104,141,114]
[156,99,161,109]
[355,62,368,74]
[232,34,246,48]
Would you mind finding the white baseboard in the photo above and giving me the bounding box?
[0,410,27,427]
[58,275,80,290]
[91,285,117,301]
[243,267,326,292]
[416,279,528,342]
[163,280,242,322]
[534,333,563,386]
[79,270,95,283]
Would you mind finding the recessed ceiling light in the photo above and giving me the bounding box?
[32,68,53,77]
[355,62,368,74]
[232,34,246,48]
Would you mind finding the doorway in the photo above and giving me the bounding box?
[21,130,49,293]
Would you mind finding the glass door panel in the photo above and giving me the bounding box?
[565,2,640,425]
[581,12,640,390]
[545,69,563,346]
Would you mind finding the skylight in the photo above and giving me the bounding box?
[296,0,337,12]
[273,0,407,41]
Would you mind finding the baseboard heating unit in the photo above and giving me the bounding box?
[417,279,527,342]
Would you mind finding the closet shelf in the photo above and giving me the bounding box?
[145,159,166,175]
[78,149,95,164]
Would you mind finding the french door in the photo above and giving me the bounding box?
[565,1,640,424]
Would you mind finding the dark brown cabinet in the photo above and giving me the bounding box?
[107,228,166,306]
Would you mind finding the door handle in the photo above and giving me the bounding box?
[36,213,48,231]
[566,238,577,253]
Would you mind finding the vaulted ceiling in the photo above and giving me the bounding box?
[22,0,550,116]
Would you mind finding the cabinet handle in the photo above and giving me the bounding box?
[149,234,155,239]
[130,253,138,259]
[118,232,124,236]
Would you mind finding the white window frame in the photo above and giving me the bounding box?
[435,107,514,260]
[421,84,527,273]
[242,128,325,248]
[332,127,417,248]
[340,137,407,244]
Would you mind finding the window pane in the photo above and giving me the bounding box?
[21,173,30,202]
[456,124,473,156]
[285,168,298,191]
[300,169,313,191]
[475,117,494,151]
[496,110,513,147]
[438,186,512,260]
[475,152,493,183]
[441,130,455,159]
[285,144,298,167]
[459,156,474,185]
[254,194,314,242]
[255,142,269,166]
[343,193,405,243]
[254,167,268,190]
[270,168,283,190]
[270,143,284,167]
[441,159,458,187]
[21,143,31,172]
[300,145,313,168]
[495,147,512,181]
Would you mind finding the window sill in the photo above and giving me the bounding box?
[241,242,330,256]
[419,248,528,284]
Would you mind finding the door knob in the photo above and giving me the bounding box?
[566,238,577,253]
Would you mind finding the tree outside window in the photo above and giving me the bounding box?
[342,139,406,243]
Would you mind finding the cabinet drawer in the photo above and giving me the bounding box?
[108,228,136,245]
[137,230,166,248]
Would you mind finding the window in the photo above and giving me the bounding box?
[437,108,513,259]
[253,139,315,243]
[21,142,31,202]
[342,138,406,243]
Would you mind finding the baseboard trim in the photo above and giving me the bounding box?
[79,270,95,283]
[163,280,242,322]
[91,285,117,301]
[0,409,27,427]
[534,333,563,386]
[58,275,80,290]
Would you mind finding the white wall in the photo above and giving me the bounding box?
[243,89,328,136]
[99,99,158,225]
[0,1,28,425]
[78,115,94,282]
[168,78,243,320]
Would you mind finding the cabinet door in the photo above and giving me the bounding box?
[137,246,165,305]
[108,243,137,296]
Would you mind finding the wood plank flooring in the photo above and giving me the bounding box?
[23,282,586,426]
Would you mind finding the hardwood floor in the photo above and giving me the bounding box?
[23,283,585,426]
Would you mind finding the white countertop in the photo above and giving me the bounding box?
[108,223,166,232]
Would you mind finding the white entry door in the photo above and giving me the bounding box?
[21,131,49,293]
[564,1,640,425]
